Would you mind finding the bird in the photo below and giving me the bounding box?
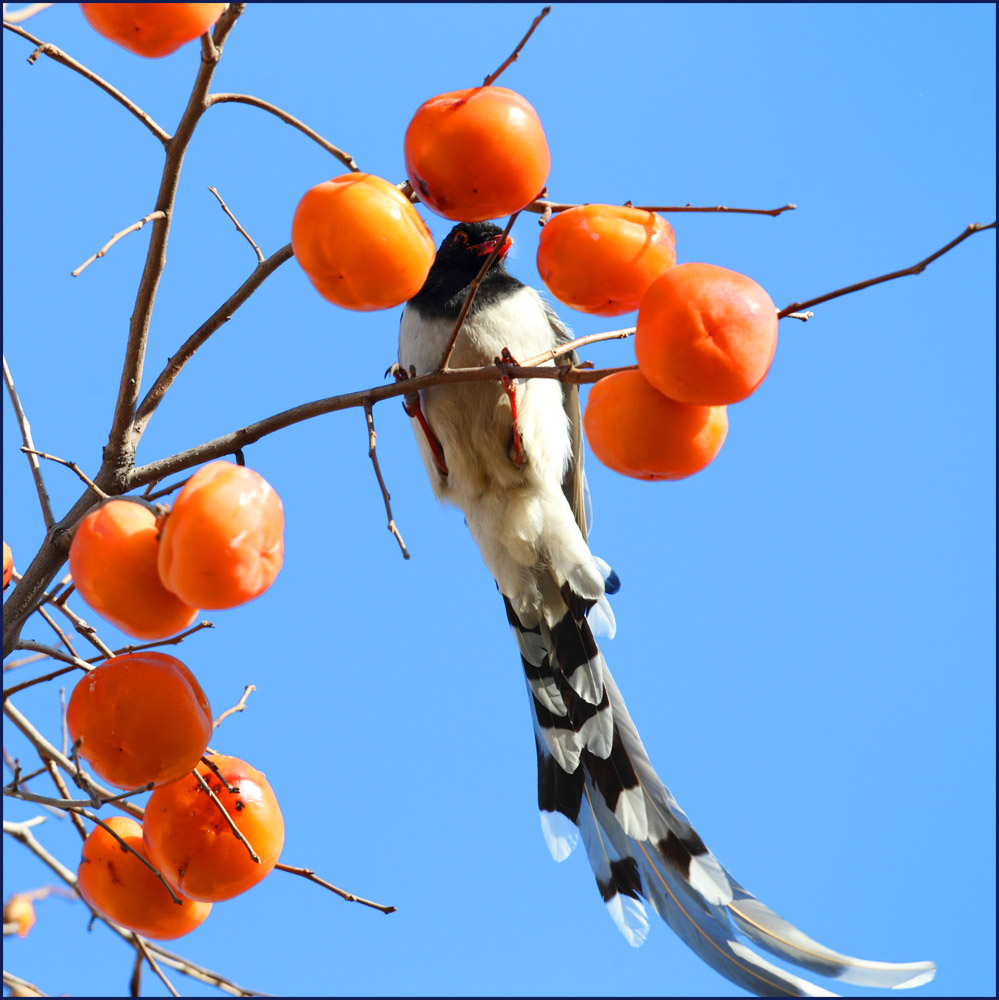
[397,220,936,997]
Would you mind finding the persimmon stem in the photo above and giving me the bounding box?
[482,6,552,87]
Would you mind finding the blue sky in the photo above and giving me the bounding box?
[3,3,995,997]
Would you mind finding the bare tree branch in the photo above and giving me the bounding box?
[364,403,409,559]
[3,355,55,529]
[133,243,294,435]
[2,22,169,142]
[71,211,167,277]
[20,448,108,500]
[206,93,359,171]
[778,221,997,318]
[213,684,256,729]
[275,862,397,914]
[482,6,551,87]
[208,186,264,262]
[2,3,54,25]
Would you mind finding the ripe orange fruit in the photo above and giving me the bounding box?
[292,173,436,310]
[3,894,36,938]
[79,3,225,58]
[405,87,550,222]
[635,262,778,405]
[157,462,284,610]
[537,205,677,316]
[2,541,12,589]
[77,816,212,939]
[68,500,200,640]
[583,369,728,481]
[67,651,213,790]
[144,754,285,902]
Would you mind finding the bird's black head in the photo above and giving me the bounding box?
[408,222,520,319]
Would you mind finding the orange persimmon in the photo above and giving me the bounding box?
[69,500,200,640]
[3,893,36,938]
[77,816,212,939]
[80,3,225,58]
[405,86,550,222]
[144,754,284,902]
[157,462,284,610]
[67,651,213,790]
[3,541,12,589]
[292,173,436,310]
[635,262,778,405]
[583,369,728,481]
[537,205,677,316]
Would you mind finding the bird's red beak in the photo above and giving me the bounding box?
[471,233,514,258]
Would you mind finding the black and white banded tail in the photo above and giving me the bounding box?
[506,585,936,998]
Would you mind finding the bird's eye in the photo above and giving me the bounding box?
[453,231,468,245]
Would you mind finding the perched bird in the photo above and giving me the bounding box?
[397,221,935,997]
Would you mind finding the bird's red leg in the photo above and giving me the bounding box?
[498,347,525,469]
[392,364,449,476]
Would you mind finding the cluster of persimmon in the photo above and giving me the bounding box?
[3,540,12,589]
[68,461,284,641]
[67,651,284,939]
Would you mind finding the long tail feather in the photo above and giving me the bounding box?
[510,586,936,997]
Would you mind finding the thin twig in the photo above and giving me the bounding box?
[3,23,170,142]
[199,756,239,794]
[275,862,397,914]
[528,198,797,218]
[132,934,180,998]
[42,759,87,839]
[192,769,260,863]
[1,971,46,997]
[778,221,996,318]
[213,684,256,729]
[521,327,635,367]
[208,187,264,262]
[34,606,80,662]
[3,650,52,672]
[4,355,55,529]
[45,601,116,658]
[143,476,192,502]
[133,243,295,435]
[482,6,551,86]
[71,212,167,277]
[206,93,359,171]
[439,213,522,370]
[3,817,266,997]
[363,403,409,559]
[2,3,54,25]
[98,621,215,662]
[20,448,108,499]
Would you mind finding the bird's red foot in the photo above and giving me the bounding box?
[394,364,449,477]
[497,348,525,469]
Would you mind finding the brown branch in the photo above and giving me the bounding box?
[192,769,260,863]
[208,186,264,262]
[2,971,46,997]
[103,4,243,472]
[126,362,637,488]
[133,243,295,435]
[275,862,397,915]
[778,221,996,318]
[42,760,87,839]
[2,23,170,142]
[132,935,180,999]
[363,403,410,559]
[2,4,54,25]
[482,6,551,87]
[99,621,215,661]
[3,650,52,672]
[20,448,108,500]
[206,93,359,171]
[45,600,115,658]
[439,213,522,370]
[212,684,256,729]
[71,211,167,277]
[33,606,80,662]
[2,817,266,997]
[4,355,55,529]
[525,198,795,218]
[521,327,635,367]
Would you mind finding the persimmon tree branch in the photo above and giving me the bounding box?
[2,22,170,142]
[528,198,797,218]
[482,5,551,87]
[71,211,167,277]
[777,221,997,318]
[275,862,397,915]
[206,92,360,171]
[133,242,295,435]
[209,185,264,262]
[364,402,410,559]
[3,355,55,529]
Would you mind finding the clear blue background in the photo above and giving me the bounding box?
[3,3,995,997]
